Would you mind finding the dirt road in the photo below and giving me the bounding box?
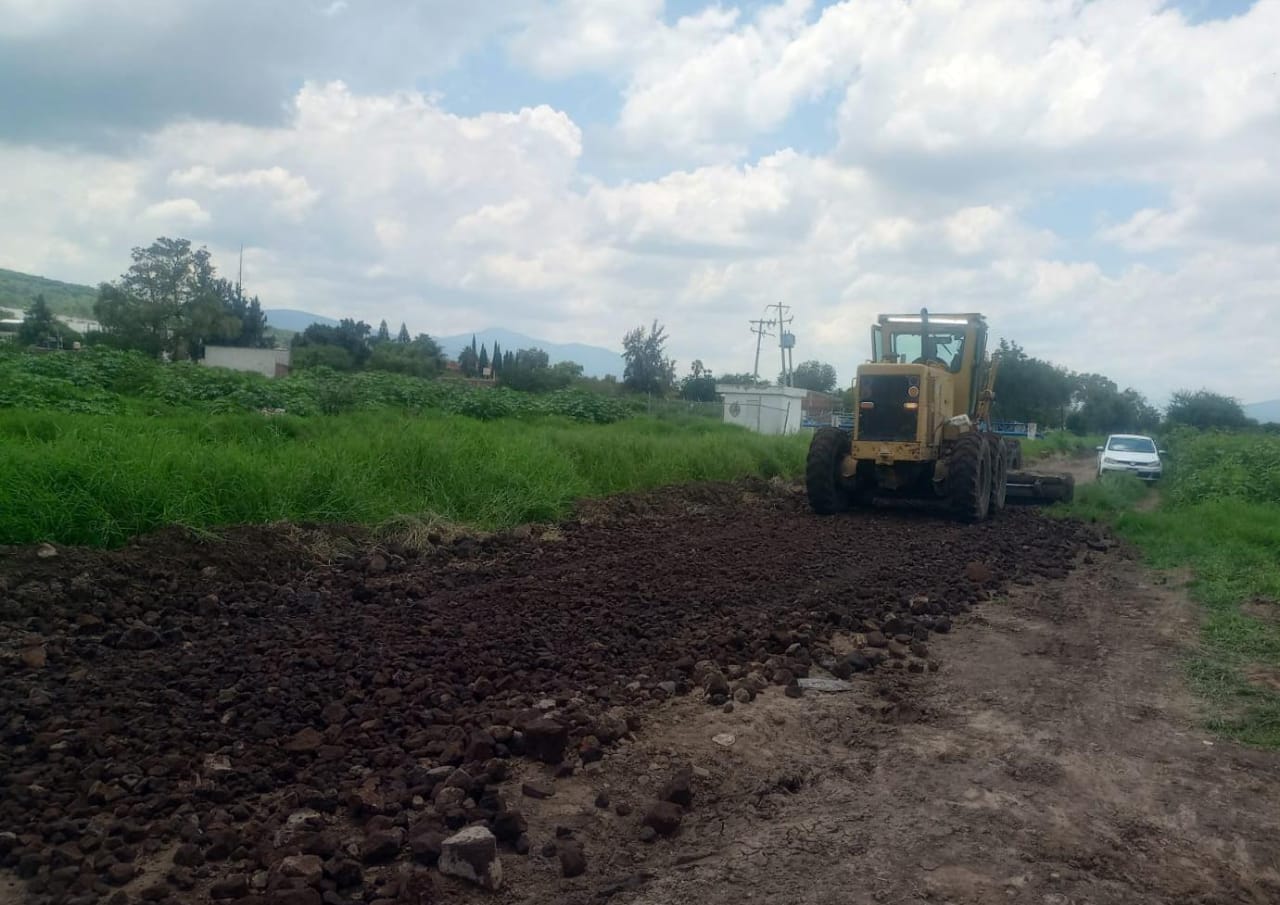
[2,479,1277,905]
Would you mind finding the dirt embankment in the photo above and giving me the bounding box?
[2,480,1276,905]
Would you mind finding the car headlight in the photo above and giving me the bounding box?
[1103,456,1118,464]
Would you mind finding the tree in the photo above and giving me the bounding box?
[503,350,514,370]
[225,288,272,348]
[621,320,676,396]
[369,334,446,377]
[515,347,550,370]
[491,341,502,375]
[718,372,767,387]
[396,322,411,344]
[1166,389,1254,431]
[500,349,577,392]
[18,294,77,347]
[375,319,391,344]
[551,360,583,380]
[292,318,373,368]
[478,344,490,376]
[790,360,838,393]
[93,237,270,358]
[458,345,478,377]
[992,340,1074,428]
[680,360,718,402]
[1066,373,1159,435]
[292,344,356,371]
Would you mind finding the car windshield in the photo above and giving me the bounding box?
[1108,437,1157,453]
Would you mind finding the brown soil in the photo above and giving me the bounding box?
[2,479,1278,905]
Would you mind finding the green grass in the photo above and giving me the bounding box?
[1061,430,1280,747]
[0,411,807,547]
[1020,431,1105,461]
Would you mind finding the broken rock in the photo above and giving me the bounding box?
[521,717,569,764]
[558,840,587,878]
[659,769,694,808]
[643,801,683,837]
[438,826,502,891]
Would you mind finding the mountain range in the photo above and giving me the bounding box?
[1244,400,1280,425]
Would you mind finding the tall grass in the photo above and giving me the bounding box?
[1020,432,1106,461]
[0,411,807,547]
[1064,430,1280,747]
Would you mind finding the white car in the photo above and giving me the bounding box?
[1096,434,1164,481]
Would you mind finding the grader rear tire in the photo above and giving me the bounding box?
[806,427,853,515]
[987,434,1009,512]
[949,432,992,522]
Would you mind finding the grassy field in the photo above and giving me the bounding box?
[1061,431,1280,747]
[0,411,807,547]
[1020,431,1106,461]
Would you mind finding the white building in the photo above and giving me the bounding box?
[716,384,819,435]
[202,345,292,378]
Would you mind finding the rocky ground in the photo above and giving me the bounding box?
[2,478,1277,904]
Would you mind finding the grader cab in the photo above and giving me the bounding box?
[806,310,1073,520]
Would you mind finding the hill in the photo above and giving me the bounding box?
[0,268,98,319]
[263,309,339,332]
[437,328,623,378]
[1244,399,1280,425]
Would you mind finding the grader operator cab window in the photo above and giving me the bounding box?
[874,329,967,373]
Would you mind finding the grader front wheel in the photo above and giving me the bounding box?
[806,427,853,515]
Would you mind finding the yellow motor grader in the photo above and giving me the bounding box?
[806,310,1073,520]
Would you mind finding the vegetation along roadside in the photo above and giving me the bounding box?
[0,411,807,548]
[1058,430,1280,747]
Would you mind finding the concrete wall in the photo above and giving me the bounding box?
[203,346,292,379]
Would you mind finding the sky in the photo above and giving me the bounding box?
[1,0,1277,403]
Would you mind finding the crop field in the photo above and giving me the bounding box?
[0,348,633,422]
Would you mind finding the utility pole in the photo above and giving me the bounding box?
[237,243,244,302]
[749,318,774,380]
[768,302,794,386]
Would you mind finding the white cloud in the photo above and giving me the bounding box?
[1,1,1278,404]
[141,198,211,225]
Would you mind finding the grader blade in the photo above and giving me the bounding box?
[1005,470,1075,504]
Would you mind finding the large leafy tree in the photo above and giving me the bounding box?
[621,320,676,396]
[368,333,446,378]
[790,360,838,393]
[94,237,271,358]
[292,318,373,369]
[992,340,1074,428]
[1166,389,1253,430]
[500,348,578,392]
